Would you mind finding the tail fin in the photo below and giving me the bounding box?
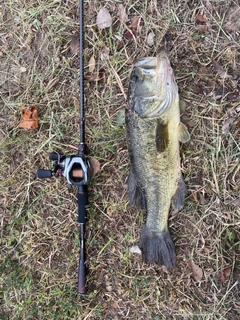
[139,225,176,269]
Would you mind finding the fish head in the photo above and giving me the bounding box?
[128,51,178,118]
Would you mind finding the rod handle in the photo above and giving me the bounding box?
[78,233,87,294]
[78,186,88,223]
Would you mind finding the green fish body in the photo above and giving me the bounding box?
[126,52,190,268]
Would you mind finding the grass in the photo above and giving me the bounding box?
[1,0,240,319]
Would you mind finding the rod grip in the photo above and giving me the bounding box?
[78,185,88,223]
[78,228,87,294]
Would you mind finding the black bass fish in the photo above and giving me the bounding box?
[126,51,190,268]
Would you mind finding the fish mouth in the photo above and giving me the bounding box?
[133,51,177,118]
[134,51,171,77]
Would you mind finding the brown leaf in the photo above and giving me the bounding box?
[89,157,101,176]
[197,24,208,34]
[19,106,38,129]
[118,16,141,49]
[188,259,203,282]
[191,191,200,204]
[220,266,232,282]
[100,46,110,61]
[196,14,207,23]
[147,32,155,46]
[84,68,107,84]
[130,16,141,33]
[212,60,232,79]
[96,8,112,29]
[70,35,79,55]
[88,55,96,73]
[98,68,107,83]
[117,4,128,23]
[230,198,240,207]
[205,0,213,12]
[222,117,235,134]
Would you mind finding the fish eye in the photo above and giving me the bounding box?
[131,75,139,82]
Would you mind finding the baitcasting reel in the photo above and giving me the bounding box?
[37,152,91,186]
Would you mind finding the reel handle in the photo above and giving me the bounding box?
[36,169,54,179]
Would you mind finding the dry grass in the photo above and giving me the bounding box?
[0,0,240,319]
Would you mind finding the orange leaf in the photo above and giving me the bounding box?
[118,16,141,49]
[18,106,39,129]
[89,157,101,176]
[220,266,232,282]
[188,259,203,282]
[196,14,207,23]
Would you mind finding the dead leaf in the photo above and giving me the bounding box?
[117,4,128,23]
[84,68,107,84]
[222,117,235,134]
[70,35,79,55]
[188,259,203,282]
[147,32,155,46]
[212,60,232,79]
[220,266,232,282]
[186,121,196,128]
[130,245,142,254]
[197,24,208,34]
[96,8,112,29]
[89,157,101,176]
[230,198,240,207]
[203,246,210,255]
[191,191,200,204]
[98,68,107,83]
[214,85,231,99]
[118,16,141,49]
[196,14,207,34]
[196,14,207,23]
[205,0,213,12]
[116,109,125,126]
[111,301,119,309]
[219,257,225,265]
[109,64,127,100]
[100,46,110,61]
[88,55,96,73]
[129,16,141,36]
[19,106,38,129]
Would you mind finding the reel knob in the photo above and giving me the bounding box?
[36,169,54,179]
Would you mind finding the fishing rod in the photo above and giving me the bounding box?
[36,0,90,294]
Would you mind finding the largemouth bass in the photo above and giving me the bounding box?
[126,51,190,268]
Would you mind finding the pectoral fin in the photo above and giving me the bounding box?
[127,171,146,210]
[156,119,169,152]
[178,122,190,143]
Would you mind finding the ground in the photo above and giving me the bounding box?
[0,0,240,319]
